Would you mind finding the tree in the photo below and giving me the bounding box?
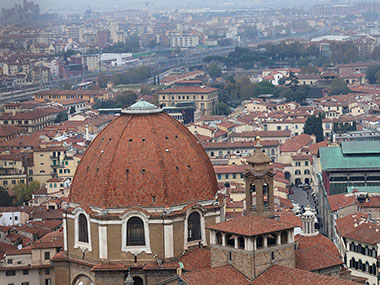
[14,181,40,205]
[329,42,360,64]
[333,121,357,134]
[300,65,319,74]
[140,85,152,95]
[304,114,324,142]
[371,46,380,61]
[115,90,137,108]
[111,66,151,85]
[207,62,222,79]
[366,65,380,84]
[98,72,108,89]
[0,188,12,206]
[54,112,68,123]
[278,78,286,85]
[203,56,224,63]
[329,78,351,96]
[61,81,72,90]
[286,71,299,87]
[213,102,231,115]
[125,34,140,52]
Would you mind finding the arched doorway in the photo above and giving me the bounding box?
[133,276,144,285]
[305,178,310,185]
[72,274,94,285]
[295,178,301,185]
[284,171,291,181]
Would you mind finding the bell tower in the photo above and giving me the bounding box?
[245,137,275,217]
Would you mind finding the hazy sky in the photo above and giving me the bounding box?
[0,0,329,13]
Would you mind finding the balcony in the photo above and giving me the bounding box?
[51,163,64,168]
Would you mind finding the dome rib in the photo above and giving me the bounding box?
[148,114,169,207]
[102,115,133,208]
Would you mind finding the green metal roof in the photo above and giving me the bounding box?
[121,100,162,115]
[347,186,380,193]
[341,141,380,154]
[320,144,380,170]
[127,100,158,111]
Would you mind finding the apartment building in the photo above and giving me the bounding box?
[0,230,62,285]
[158,85,218,116]
[33,144,79,184]
[34,89,112,103]
[169,35,199,48]
[0,107,66,133]
[202,140,280,162]
[264,118,307,136]
[0,152,33,188]
[343,222,379,285]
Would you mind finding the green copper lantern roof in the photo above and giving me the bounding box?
[121,100,163,114]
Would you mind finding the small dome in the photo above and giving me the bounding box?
[69,101,218,209]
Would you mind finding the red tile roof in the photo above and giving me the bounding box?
[0,107,66,120]
[202,140,279,150]
[296,234,340,257]
[336,213,368,236]
[309,140,329,155]
[214,164,247,174]
[359,197,380,208]
[178,248,210,271]
[233,130,291,138]
[327,194,356,212]
[343,221,380,244]
[291,154,313,162]
[69,112,218,209]
[0,126,26,137]
[207,215,294,236]
[158,86,217,94]
[253,265,356,285]
[296,244,343,271]
[181,265,249,285]
[278,212,302,227]
[280,134,314,152]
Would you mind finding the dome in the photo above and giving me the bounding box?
[69,101,218,209]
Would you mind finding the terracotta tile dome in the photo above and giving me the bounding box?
[69,101,218,209]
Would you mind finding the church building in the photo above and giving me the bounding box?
[53,101,356,285]
[52,101,222,285]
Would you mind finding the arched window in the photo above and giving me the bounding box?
[127,217,145,246]
[78,213,88,243]
[256,236,263,249]
[226,234,235,247]
[350,258,355,268]
[304,169,310,175]
[267,233,277,247]
[238,236,245,249]
[133,276,143,285]
[250,184,256,193]
[187,212,201,242]
[216,232,222,245]
[295,170,301,175]
[281,231,288,244]
[263,184,269,206]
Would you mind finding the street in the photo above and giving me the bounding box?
[288,186,316,211]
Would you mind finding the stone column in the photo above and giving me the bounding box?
[263,236,268,248]
[222,233,226,247]
[276,233,281,246]
[234,236,238,249]
[98,225,108,259]
[164,223,174,258]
